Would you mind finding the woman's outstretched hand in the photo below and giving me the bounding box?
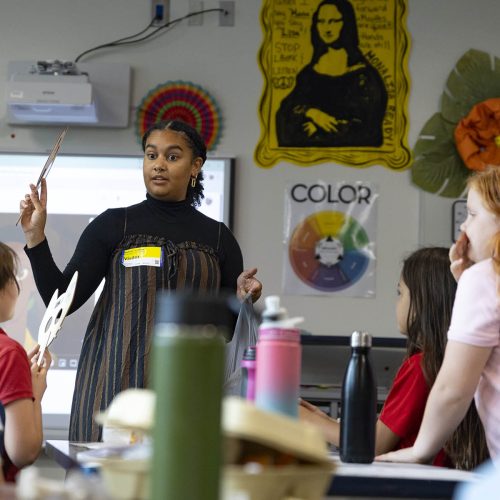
[237,268,262,303]
[20,178,47,248]
[449,232,472,281]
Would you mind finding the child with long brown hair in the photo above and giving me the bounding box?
[0,242,52,482]
[301,246,489,469]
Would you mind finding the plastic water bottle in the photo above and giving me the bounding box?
[240,346,256,401]
[339,331,377,463]
[150,292,234,500]
[255,296,303,418]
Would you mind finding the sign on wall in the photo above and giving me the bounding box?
[283,181,377,296]
[255,0,411,170]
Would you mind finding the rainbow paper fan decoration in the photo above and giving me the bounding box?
[135,81,222,151]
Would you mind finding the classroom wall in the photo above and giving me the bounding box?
[0,0,498,338]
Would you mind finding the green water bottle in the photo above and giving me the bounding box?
[150,292,234,500]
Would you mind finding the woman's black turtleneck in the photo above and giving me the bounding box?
[25,194,243,312]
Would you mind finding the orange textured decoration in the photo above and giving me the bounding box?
[454,97,500,171]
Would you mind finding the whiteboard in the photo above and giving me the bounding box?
[0,153,234,431]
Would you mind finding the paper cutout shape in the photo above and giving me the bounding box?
[37,271,78,366]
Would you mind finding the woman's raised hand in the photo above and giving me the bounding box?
[20,178,47,248]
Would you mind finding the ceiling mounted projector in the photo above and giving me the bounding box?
[6,60,131,127]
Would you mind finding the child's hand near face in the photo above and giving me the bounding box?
[28,345,51,402]
[449,232,472,281]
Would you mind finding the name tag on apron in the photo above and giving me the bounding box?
[122,247,163,267]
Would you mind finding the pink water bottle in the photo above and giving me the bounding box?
[255,296,303,418]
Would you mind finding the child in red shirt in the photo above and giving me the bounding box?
[300,247,489,469]
[0,242,51,482]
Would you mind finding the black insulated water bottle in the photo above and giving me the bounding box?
[340,331,377,463]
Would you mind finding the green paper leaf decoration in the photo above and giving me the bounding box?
[411,114,469,197]
[411,49,500,197]
[441,49,500,123]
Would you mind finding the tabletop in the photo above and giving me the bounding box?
[327,455,477,498]
[45,440,478,499]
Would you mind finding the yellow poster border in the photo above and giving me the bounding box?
[255,0,411,170]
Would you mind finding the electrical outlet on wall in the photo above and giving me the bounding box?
[151,0,170,25]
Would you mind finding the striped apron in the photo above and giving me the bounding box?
[69,231,221,442]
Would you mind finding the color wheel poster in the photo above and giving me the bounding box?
[284,181,377,297]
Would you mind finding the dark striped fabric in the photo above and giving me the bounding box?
[69,233,221,442]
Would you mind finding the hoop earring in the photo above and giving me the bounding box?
[191,176,197,188]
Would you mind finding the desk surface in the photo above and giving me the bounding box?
[328,455,476,498]
[45,440,477,499]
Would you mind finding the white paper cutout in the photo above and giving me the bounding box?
[37,271,78,366]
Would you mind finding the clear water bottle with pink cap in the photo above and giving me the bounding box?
[255,296,303,418]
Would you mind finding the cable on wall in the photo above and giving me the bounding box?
[74,9,225,63]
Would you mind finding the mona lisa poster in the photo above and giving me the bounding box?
[255,0,411,169]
